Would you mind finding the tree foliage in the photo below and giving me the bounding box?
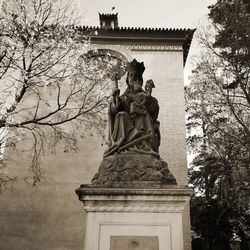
[186,0,250,248]
[0,0,123,189]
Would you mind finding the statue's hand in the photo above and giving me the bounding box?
[112,88,120,97]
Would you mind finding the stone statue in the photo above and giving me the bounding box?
[104,59,160,157]
[92,59,177,187]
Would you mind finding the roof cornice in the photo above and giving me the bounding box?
[75,25,195,33]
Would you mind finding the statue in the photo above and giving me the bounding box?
[104,59,160,157]
[92,59,177,187]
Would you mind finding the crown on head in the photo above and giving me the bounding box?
[127,59,145,75]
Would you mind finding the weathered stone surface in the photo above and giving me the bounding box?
[91,153,177,187]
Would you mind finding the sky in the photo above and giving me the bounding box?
[78,0,216,29]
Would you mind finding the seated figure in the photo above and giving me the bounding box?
[104,59,160,157]
[92,59,177,187]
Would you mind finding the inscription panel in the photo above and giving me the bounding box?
[110,236,159,250]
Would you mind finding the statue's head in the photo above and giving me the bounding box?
[145,79,155,96]
[126,59,145,87]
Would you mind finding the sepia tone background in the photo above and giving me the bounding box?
[0,1,215,250]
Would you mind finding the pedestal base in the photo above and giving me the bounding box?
[76,185,192,250]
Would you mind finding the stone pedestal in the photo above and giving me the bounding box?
[76,185,192,250]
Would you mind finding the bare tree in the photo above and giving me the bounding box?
[0,0,124,189]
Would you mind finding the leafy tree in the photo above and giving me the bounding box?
[186,0,250,248]
[0,0,123,189]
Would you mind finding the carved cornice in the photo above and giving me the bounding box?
[76,186,191,213]
[83,204,185,213]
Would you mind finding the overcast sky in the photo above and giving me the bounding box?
[78,0,216,29]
